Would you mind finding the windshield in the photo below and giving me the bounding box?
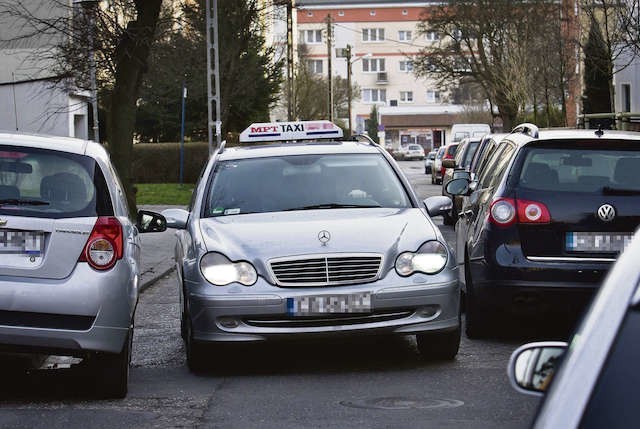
[0,146,113,219]
[517,146,640,193]
[205,153,412,216]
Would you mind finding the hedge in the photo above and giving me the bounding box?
[132,142,210,184]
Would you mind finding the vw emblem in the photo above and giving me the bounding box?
[0,219,6,226]
[597,204,616,222]
[318,230,331,245]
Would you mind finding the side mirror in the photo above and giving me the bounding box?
[424,195,453,217]
[137,210,167,233]
[442,159,456,169]
[508,342,567,396]
[161,208,190,229]
[445,178,470,196]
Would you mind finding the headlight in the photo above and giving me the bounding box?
[200,253,257,286]
[395,241,448,276]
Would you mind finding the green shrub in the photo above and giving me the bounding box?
[132,142,210,183]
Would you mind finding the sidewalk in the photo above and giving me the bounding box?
[138,205,184,291]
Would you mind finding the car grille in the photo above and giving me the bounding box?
[269,254,383,287]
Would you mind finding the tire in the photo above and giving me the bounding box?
[442,211,454,226]
[431,173,435,184]
[185,315,209,372]
[92,328,131,399]
[416,326,461,361]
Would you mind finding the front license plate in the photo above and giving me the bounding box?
[566,232,632,253]
[0,229,44,255]
[287,293,372,316]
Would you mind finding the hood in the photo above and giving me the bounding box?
[198,208,439,270]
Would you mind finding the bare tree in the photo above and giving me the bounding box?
[413,0,566,130]
[2,0,166,216]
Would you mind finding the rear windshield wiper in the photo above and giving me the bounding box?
[283,203,381,211]
[603,187,640,196]
[0,199,50,206]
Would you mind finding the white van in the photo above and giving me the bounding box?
[450,123,490,143]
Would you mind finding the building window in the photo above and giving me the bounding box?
[307,59,323,74]
[398,30,412,41]
[399,60,413,72]
[362,28,385,42]
[425,31,440,42]
[426,90,441,103]
[622,84,631,112]
[362,58,385,73]
[362,88,387,104]
[400,91,414,103]
[338,10,344,16]
[301,29,322,44]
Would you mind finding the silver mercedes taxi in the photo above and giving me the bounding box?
[0,132,165,398]
[163,121,459,371]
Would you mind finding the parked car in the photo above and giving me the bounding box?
[162,120,460,372]
[508,226,640,428]
[431,146,446,184]
[441,137,482,225]
[0,132,166,398]
[400,144,425,160]
[468,133,508,181]
[432,143,459,185]
[446,123,640,338]
[424,150,437,174]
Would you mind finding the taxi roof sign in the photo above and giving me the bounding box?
[239,120,343,143]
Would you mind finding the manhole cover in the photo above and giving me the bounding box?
[340,397,464,410]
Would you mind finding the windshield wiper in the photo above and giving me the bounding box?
[603,186,640,196]
[0,199,50,206]
[283,203,381,211]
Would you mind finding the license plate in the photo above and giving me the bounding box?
[566,232,632,253]
[0,229,44,255]
[287,293,372,315]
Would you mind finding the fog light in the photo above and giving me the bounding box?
[218,317,239,329]
[416,305,440,319]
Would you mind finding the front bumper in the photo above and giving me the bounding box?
[186,273,459,343]
[0,262,137,356]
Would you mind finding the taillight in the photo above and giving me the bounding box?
[490,198,516,226]
[517,199,551,223]
[79,217,123,270]
[489,198,551,227]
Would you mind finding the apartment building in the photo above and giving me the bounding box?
[295,0,463,149]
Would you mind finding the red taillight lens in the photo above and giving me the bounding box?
[489,198,516,226]
[516,199,551,223]
[79,217,123,270]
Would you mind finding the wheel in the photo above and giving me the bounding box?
[431,173,435,184]
[185,314,209,372]
[416,326,461,361]
[425,167,428,174]
[91,328,131,399]
[442,211,454,226]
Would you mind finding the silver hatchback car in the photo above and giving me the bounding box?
[0,132,165,398]
[163,121,460,371]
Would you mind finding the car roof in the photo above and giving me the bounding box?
[0,131,109,162]
[504,127,640,147]
[217,140,384,161]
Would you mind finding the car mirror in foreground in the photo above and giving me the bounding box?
[161,208,189,229]
[445,178,470,196]
[137,210,167,233]
[442,159,456,169]
[508,341,567,396]
[424,196,453,217]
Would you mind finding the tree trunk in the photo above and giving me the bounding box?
[107,0,162,218]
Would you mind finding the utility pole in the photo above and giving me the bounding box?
[286,0,294,120]
[325,14,334,122]
[206,0,222,155]
[345,44,352,137]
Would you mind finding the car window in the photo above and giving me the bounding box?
[446,144,459,157]
[0,145,113,219]
[516,146,640,193]
[579,304,640,428]
[478,142,516,189]
[473,139,498,174]
[436,147,445,159]
[454,141,468,166]
[461,141,480,169]
[205,153,412,216]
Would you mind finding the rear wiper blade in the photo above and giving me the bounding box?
[0,199,50,206]
[283,203,381,211]
[602,186,640,195]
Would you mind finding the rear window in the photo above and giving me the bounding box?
[446,144,459,157]
[0,145,113,219]
[516,145,640,194]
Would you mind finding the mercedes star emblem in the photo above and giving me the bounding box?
[597,204,616,222]
[318,230,331,245]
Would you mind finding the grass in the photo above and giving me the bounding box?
[135,183,194,206]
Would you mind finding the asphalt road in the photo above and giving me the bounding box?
[0,160,543,428]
